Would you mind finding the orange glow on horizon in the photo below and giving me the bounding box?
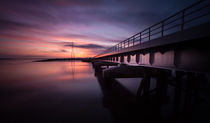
[0,31,104,58]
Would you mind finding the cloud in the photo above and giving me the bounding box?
[65,43,105,49]
[59,33,123,43]
[60,49,67,52]
[0,19,36,31]
[0,0,198,58]
[53,49,68,53]
[40,49,68,54]
[0,53,47,59]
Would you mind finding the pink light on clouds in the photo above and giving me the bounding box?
[0,0,194,59]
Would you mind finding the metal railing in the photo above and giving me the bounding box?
[96,0,210,58]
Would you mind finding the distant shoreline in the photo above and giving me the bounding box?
[34,58,93,62]
[0,58,94,62]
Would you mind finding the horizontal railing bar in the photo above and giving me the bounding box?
[141,36,149,40]
[129,7,187,41]
[141,35,149,38]
[141,31,150,36]
[95,0,209,58]
[183,0,206,11]
[141,28,149,33]
[184,12,210,24]
[149,21,163,28]
[146,0,207,30]
[150,25,162,32]
[134,40,140,43]
[150,30,162,37]
[184,4,210,17]
[133,35,140,39]
[164,23,182,32]
[164,16,182,26]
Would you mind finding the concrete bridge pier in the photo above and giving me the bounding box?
[92,60,209,122]
[92,61,119,76]
[92,1,210,121]
[102,64,171,104]
[171,71,209,122]
[173,71,184,117]
[92,61,118,68]
[136,71,151,104]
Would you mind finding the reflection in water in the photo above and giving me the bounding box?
[71,60,75,80]
[94,65,210,123]
[97,77,145,123]
[0,60,112,123]
[0,60,210,123]
[95,73,162,123]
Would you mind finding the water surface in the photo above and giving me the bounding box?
[0,60,114,123]
[1,60,210,123]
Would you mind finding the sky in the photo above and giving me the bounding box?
[0,0,197,58]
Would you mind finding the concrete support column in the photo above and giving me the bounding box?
[127,55,131,63]
[149,52,154,65]
[136,71,151,103]
[120,55,124,63]
[136,54,140,64]
[183,72,195,122]
[173,71,184,117]
[155,70,169,113]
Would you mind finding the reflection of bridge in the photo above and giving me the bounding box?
[90,1,210,122]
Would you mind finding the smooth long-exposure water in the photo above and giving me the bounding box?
[1,60,210,123]
[0,60,108,122]
[0,60,141,123]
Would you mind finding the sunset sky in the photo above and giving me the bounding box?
[0,0,197,58]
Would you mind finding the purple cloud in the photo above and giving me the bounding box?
[0,0,198,58]
[65,43,105,49]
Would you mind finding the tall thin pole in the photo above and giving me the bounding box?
[70,42,75,60]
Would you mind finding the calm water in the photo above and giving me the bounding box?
[0,60,140,123]
[1,60,210,123]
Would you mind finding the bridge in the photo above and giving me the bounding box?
[90,1,210,122]
[93,0,210,73]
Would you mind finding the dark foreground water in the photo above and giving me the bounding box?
[0,60,210,123]
[0,60,141,123]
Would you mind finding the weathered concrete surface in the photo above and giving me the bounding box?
[103,64,171,78]
[95,35,210,73]
[93,61,119,68]
[96,22,210,58]
[94,22,210,73]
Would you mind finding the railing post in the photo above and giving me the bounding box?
[136,53,140,64]
[161,21,164,37]
[148,28,151,41]
[139,33,141,44]
[128,40,130,47]
[127,55,131,63]
[181,10,185,31]
[120,55,124,63]
[133,37,134,46]
[95,1,208,59]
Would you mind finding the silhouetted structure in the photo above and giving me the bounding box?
[94,0,210,73]
[91,1,210,122]
[93,61,210,123]
[69,42,75,60]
